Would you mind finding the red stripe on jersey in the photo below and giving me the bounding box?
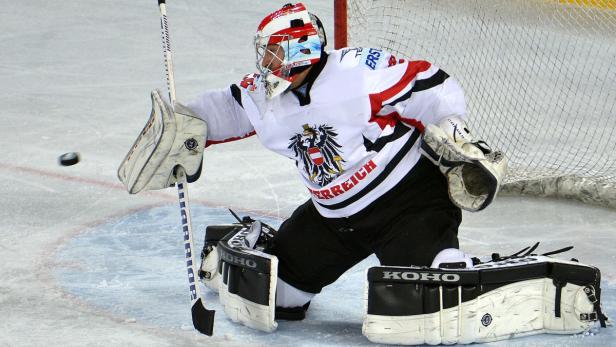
[368,60,432,118]
[205,131,256,148]
[398,116,425,133]
[368,111,398,130]
[368,111,425,133]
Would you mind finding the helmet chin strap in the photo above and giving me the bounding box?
[263,65,312,99]
[289,66,313,89]
[289,65,312,79]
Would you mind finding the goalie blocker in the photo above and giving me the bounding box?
[363,255,608,345]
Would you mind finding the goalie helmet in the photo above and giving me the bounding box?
[255,3,324,98]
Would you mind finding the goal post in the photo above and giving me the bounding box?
[333,0,347,49]
[334,0,616,208]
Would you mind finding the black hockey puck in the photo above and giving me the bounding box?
[59,152,80,166]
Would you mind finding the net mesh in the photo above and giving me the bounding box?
[346,0,616,201]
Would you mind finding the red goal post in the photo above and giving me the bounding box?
[333,0,616,208]
[334,0,347,49]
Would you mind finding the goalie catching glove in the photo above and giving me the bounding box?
[117,89,207,194]
[421,117,507,211]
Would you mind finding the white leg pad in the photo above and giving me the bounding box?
[217,230,279,333]
[218,253,278,332]
[363,257,605,345]
[364,279,595,345]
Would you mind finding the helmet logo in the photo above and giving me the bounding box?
[290,18,304,27]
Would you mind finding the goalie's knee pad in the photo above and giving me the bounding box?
[363,255,607,345]
[431,248,473,269]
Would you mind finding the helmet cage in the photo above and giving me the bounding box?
[255,33,321,79]
[255,34,289,77]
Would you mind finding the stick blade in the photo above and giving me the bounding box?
[191,298,215,335]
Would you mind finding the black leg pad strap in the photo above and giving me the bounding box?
[275,302,311,321]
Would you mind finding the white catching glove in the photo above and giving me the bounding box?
[420,117,507,211]
[117,89,208,194]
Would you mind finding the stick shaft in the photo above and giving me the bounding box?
[156,0,214,335]
[157,0,200,302]
[177,171,203,301]
[158,1,177,104]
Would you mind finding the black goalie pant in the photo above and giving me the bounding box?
[267,157,462,294]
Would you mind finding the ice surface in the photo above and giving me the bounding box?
[50,202,616,347]
[1,1,614,346]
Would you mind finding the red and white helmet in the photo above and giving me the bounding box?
[255,3,324,98]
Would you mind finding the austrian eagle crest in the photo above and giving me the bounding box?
[288,124,345,186]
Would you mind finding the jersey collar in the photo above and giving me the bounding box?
[290,51,329,106]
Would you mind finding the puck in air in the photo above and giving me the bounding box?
[59,152,80,166]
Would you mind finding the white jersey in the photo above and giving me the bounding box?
[188,47,467,218]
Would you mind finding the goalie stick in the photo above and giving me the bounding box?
[157,0,215,335]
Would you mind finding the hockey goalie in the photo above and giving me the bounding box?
[118,2,609,344]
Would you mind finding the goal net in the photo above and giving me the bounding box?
[338,0,616,206]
